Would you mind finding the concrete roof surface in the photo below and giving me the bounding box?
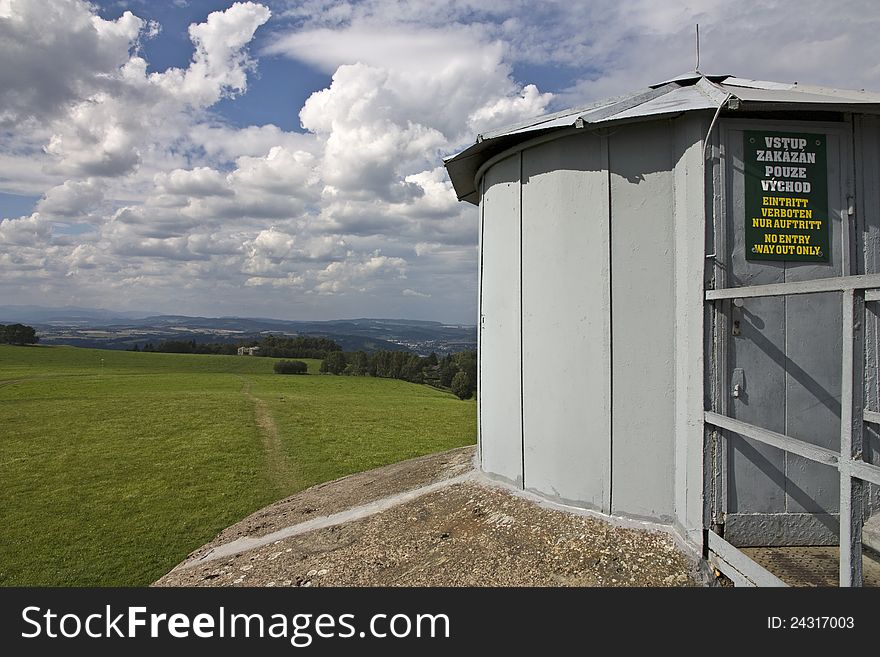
[154,446,706,587]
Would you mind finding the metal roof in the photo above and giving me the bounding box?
[445,73,880,204]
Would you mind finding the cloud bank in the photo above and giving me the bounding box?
[2,0,880,322]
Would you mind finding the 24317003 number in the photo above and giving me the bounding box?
[768,616,854,629]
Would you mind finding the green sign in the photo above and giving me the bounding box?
[744,131,828,262]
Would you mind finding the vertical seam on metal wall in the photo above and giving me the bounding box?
[716,124,729,522]
[851,118,878,490]
[783,232,788,512]
[519,150,526,489]
[844,116,855,277]
[785,288,790,513]
[670,118,681,524]
[847,118,869,532]
[706,117,720,534]
[780,125,788,511]
[478,175,485,471]
[606,136,614,514]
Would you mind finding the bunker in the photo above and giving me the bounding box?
[445,72,880,586]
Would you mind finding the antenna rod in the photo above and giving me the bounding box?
[695,24,700,73]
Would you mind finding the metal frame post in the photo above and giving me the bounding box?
[840,288,865,586]
[704,275,880,586]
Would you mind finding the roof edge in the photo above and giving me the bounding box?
[444,72,880,205]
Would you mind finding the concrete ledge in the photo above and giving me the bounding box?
[154,447,704,588]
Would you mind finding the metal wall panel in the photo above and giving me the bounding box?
[856,116,880,512]
[479,154,523,485]
[520,133,611,511]
[672,114,711,540]
[722,126,788,516]
[609,122,676,522]
[721,121,851,544]
[783,128,844,514]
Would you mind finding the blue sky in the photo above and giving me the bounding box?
[97,1,328,131]
[2,0,879,323]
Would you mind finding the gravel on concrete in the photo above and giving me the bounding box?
[155,446,706,587]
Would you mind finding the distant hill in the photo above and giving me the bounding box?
[0,305,152,325]
[6,306,476,355]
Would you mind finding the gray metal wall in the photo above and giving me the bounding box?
[719,120,848,545]
[672,115,711,545]
[477,118,706,527]
[608,123,676,522]
[855,117,880,512]
[479,154,523,485]
[477,110,880,545]
[521,133,611,511]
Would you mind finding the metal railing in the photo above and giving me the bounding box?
[705,272,880,586]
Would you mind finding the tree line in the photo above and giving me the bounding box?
[0,323,38,345]
[319,350,477,399]
[132,335,342,359]
[274,360,308,375]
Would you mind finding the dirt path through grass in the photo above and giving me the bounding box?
[240,378,298,493]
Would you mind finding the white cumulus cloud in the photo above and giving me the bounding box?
[4,0,877,322]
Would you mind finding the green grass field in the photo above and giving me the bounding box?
[0,344,476,586]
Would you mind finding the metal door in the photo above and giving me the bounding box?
[716,119,854,546]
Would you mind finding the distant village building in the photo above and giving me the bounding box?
[237,346,260,356]
[445,72,880,586]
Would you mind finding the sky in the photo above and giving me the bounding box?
[2,1,880,323]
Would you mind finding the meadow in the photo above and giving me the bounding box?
[0,344,476,586]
